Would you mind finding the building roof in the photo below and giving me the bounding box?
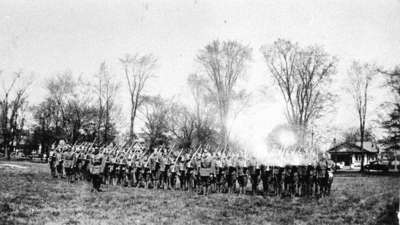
[327,141,379,154]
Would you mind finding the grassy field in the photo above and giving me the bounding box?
[0,161,399,225]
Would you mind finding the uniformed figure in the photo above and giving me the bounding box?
[199,151,212,195]
[90,147,104,192]
[248,157,259,195]
[178,155,186,190]
[215,154,224,193]
[260,164,270,196]
[237,156,248,195]
[186,153,196,192]
[63,146,76,183]
[55,148,64,178]
[49,148,57,178]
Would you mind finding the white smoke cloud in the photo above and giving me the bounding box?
[228,100,318,166]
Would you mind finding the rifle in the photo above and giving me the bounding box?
[145,147,161,167]
[172,148,185,168]
[166,143,177,158]
[126,141,136,152]
[189,145,203,163]
[87,136,98,151]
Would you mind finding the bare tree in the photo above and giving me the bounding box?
[120,54,157,142]
[196,40,252,150]
[140,95,170,151]
[46,71,76,130]
[0,71,31,159]
[95,62,119,144]
[347,61,376,172]
[187,73,218,147]
[261,39,337,146]
[43,72,102,144]
[167,102,196,149]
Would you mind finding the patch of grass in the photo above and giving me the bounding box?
[0,161,399,225]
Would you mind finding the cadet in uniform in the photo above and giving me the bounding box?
[63,146,76,183]
[199,151,212,195]
[90,147,104,192]
[49,148,57,178]
[237,155,248,195]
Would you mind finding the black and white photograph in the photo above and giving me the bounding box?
[0,0,399,224]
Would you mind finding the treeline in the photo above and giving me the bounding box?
[0,39,399,161]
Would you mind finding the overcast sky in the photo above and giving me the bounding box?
[0,0,399,143]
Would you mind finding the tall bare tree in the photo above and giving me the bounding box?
[43,72,101,144]
[46,71,76,130]
[187,73,218,147]
[196,40,252,150]
[120,54,157,142]
[0,71,31,159]
[261,39,337,146]
[347,61,376,172]
[95,62,119,144]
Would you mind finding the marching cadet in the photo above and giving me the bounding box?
[209,152,217,193]
[237,155,247,195]
[178,155,187,190]
[48,147,57,178]
[74,147,82,181]
[260,164,270,196]
[138,154,146,188]
[226,155,236,194]
[297,165,306,197]
[134,154,141,187]
[283,165,291,197]
[317,159,329,197]
[126,153,134,187]
[150,151,159,189]
[272,166,280,196]
[279,167,286,197]
[147,154,156,189]
[90,147,104,192]
[306,165,316,196]
[109,152,117,185]
[215,153,224,193]
[169,155,178,190]
[291,166,299,197]
[114,153,122,185]
[194,154,202,193]
[55,147,64,178]
[326,166,334,195]
[199,151,212,195]
[185,153,196,192]
[118,152,128,186]
[158,152,167,189]
[248,157,259,195]
[103,152,111,185]
[63,146,76,183]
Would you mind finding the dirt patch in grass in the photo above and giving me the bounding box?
[0,161,399,225]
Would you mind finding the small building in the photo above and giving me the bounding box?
[327,141,379,169]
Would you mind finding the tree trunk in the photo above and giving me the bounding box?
[129,102,136,141]
[360,130,365,173]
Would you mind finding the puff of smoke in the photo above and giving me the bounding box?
[227,102,318,166]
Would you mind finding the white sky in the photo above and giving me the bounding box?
[0,0,399,143]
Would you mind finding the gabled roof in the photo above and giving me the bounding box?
[327,141,379,154]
